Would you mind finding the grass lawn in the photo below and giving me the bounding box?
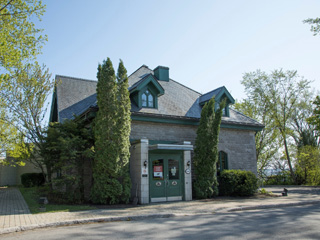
[19,187,97,214]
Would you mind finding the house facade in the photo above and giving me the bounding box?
[50,65,264,204]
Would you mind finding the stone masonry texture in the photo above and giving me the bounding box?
[131,121,257,175]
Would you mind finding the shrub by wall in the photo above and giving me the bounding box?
[21,173,46,188]
[264,171,294,185]
[218,170,258,196]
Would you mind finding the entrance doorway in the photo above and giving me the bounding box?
[149,153,183,202]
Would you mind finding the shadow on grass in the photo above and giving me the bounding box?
[19,187,97,214]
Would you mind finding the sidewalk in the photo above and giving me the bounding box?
[1,186,320,235]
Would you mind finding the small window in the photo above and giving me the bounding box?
[217,151,228,173]
[142,93,147,107]
[153,159,164,180]
[216,103,228,117]
[222,107,226,116]
[168,159,179,180]
[148,94,153,107]
[141,90,154,108]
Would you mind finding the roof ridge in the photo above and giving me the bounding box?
[201,86,224,97]
[55,75,97,83]
[169,79,201,95]
[128,64,152,78]
[128,74,151,90]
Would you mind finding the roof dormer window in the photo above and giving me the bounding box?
[129,73,164,109]
[215,103,229,117]
[142,90,154,108]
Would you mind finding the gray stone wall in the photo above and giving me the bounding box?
[131,121,257,175]
[130,139,149,204]
[131,121,198,144]
[218,129,257,175]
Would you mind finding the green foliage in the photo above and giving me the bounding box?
[295,145,320,185]
[41,118,94,203]
[264,171,294,185]
[0,0,46,72]
[91,58,131,204]
[258,188,272,195]
[0,63,54,172]
[115,59,132,202]
[303,18,320,36]
[0,1,50,168]
[218,170,258,196]
[0,117,31,164]
[21,173,45,188]
[193,97,226,199]
[241,69,313,182]
[308,96,320,140]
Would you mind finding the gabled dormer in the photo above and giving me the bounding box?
[199,86,235,117]
[129,74,164,109]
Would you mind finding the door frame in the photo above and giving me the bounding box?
[149,150,185,202]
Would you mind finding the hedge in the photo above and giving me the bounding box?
[218,170,258,196]
[21,173,46,188]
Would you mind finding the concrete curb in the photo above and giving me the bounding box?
[0,213,175,235]
[223,200,320,212]
[2,200,320,235]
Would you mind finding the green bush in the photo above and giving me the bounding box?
[264,171,294,185]
[21,173,46,188]
[218,170,258,196]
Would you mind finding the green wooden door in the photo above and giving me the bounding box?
[149,154,183,202]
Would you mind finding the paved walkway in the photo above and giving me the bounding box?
[1,186,320,235]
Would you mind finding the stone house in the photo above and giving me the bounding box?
[50,65,264,204]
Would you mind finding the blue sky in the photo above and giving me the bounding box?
[37,0,320,101]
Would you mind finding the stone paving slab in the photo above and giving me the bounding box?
[1,186,320,235]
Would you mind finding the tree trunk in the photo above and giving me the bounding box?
[283,137,296,182]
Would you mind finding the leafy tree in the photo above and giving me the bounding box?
[234,99,279,178]
[296,145,320,185]
[308,96,320,141]
[0,0,49,165]
[91,58,131,204]
[303,18,320,36]
[0,111,19,157]
[0,0,46,73]
[0,63,54,172]
[193,97,225,199]
[241,69,312,181]
[290,91,319,148]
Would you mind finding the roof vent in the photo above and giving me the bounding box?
[154,66,169,82]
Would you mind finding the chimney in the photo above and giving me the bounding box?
[154,66,169,82]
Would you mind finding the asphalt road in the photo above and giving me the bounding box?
[3,204,320,240]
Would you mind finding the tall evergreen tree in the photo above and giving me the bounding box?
[91,58,132,204]
[91,58,120,204]
[115,59,131,203]
[193,97,225,198]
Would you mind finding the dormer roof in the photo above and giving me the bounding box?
[199,86,235,106]
[129,73,164,96]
